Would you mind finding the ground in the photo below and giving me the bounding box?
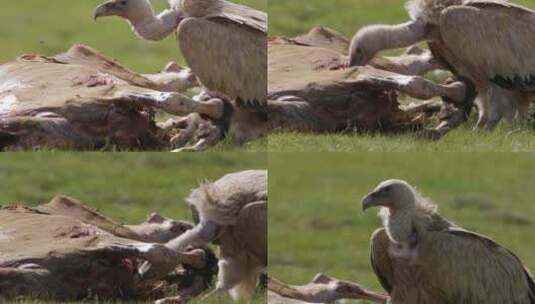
[268,0,535,152]
[268,153,535,303]
[0,152,267,303]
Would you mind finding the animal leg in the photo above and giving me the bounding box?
[106,90,225,119]
[484,86,518,130]
[358,75,466,103]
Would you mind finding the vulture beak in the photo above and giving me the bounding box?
[93,1,119,20]
[361,191,379,212]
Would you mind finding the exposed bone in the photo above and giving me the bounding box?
[104,90,224,120]
[353,75,466,104]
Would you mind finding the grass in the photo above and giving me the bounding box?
[268,153,535,303]
[268,0,535,152]
[0,152,267,304]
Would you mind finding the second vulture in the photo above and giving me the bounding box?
[361,179,535,303]
[349,0,535,130]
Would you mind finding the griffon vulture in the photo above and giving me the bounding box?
[93,0,267,108]
[361,179,535,303]
[135,170,266,302]
[349,0,535,130]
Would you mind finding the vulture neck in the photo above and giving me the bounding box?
[166,220,219,252]
[128,5,180,41]
[373,20,429,53]
[381,200,416,244]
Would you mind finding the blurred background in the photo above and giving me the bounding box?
[0,153,266,224]
[268,153,535,303]
[0,0,266,72]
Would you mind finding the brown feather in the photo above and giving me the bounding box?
[440,1,535,91]
[370,211,534,303]
[178,16,267,106]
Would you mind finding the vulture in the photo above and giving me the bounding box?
[93,0,267,108]
[361,179,535,303]
[149,170,267,301]
[349,0,535,130]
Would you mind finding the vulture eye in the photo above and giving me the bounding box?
[383,186,391,193]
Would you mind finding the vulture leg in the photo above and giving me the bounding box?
[355,75,466,104]
[207,257,244,299]
[476,86,521,131]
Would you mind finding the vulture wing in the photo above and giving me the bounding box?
[235,200,267,265]
[177,13,267,107]
[369,229,394,294]
[370,227,535,303]
[440,1,535,91]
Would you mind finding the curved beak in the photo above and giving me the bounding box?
[361,191,378,212]
[93,1,118,20]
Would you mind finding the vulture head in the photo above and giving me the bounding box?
[362,179,416,212]
[348,25,385,66]
[93,0,155,21]
[93,0,185,41]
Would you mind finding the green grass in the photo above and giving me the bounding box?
[268,153,535,303]
[268,0,535,152]
[0,0,266,72]
[268,125,535,152]
[0,152,267,304]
